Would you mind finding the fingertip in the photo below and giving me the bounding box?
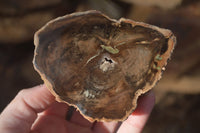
[133,90,155,115]
[117,90,155,133]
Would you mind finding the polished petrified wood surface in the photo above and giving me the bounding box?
[33,10,175,121]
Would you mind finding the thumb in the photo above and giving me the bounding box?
[0,84,55,133]
[117,90,155,133]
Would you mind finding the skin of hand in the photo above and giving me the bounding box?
[0,85,155,133]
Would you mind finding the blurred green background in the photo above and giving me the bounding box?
[0,0,200,132]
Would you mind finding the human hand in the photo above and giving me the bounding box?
[0,85,155,133]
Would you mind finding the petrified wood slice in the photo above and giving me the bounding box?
[33,10,176,121]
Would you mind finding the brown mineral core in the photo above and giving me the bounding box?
[33,10,176,122]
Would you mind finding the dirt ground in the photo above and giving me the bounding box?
[0,0,200,132]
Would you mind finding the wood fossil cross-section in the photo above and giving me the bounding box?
[33,10,176,121]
